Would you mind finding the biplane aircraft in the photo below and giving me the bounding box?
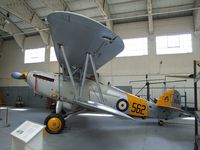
[11,12,184,134]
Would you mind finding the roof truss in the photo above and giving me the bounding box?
[0,12,25,49]
[95,0,113,30]
[0,0,49,45]
[40,0,70,11]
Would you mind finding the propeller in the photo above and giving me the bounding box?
[11,72,28,80]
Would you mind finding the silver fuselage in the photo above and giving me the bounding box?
[26,71,180,120]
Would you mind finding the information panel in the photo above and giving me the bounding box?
[11,121,45,143]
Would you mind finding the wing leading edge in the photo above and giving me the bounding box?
[47,11,124,75]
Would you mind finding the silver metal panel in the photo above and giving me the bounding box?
[47,11,124,74]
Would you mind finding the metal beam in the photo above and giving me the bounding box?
[40,0,69,11]
[95,0,113,30]
[0,0,50,45]
[194,0,200,31]
[0,13,25,49]
[147,0,153,34]
[110,4,194,19]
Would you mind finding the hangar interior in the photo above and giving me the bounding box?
[0,0,200,150]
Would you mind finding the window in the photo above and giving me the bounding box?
[156,34,192,55]
[50,47,57,62]
[24,48,45,64]
[117,37,148,57]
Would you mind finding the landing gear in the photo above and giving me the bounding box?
[158,120,164,126]
[44,113,65,134]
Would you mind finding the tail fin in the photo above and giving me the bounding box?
[157,89,181,108]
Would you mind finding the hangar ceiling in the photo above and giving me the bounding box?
[0,0,199,49]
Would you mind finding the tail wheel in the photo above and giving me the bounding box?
[158,120,164,126]
[44,114,65,134]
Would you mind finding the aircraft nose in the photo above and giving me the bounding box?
[11,72,28,80]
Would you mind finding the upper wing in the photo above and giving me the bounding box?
[47,12,124,75]
[74,100,133,120]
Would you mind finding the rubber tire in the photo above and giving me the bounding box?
[44,113,65,134]
[158,120,164,126]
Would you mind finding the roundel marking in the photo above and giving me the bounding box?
[164,96,169,102]
[116,99,129,112]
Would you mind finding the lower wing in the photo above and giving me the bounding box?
[74,100,133,120]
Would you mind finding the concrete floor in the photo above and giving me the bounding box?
[0,107,195,150]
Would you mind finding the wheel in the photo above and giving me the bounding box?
[158,120,164,126]
[44,113,65,134]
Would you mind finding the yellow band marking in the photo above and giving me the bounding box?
[127,93,148,117]
[157,89,174,107]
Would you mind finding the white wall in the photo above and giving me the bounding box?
[0,35,60,86]
[98,16,199,81]
[0,16,199,107]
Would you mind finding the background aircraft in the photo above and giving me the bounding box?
[12,12,185,134]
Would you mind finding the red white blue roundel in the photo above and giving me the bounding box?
[116,99,129,112]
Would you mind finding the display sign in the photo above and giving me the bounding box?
[11,121,45,143]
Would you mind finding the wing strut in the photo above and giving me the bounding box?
[80,54,89,98]
[59,44,79,100]
[59,44,104,104]
[80,53,104,103]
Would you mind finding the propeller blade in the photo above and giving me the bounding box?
[11,72,27,79]
[166,74,193,79]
